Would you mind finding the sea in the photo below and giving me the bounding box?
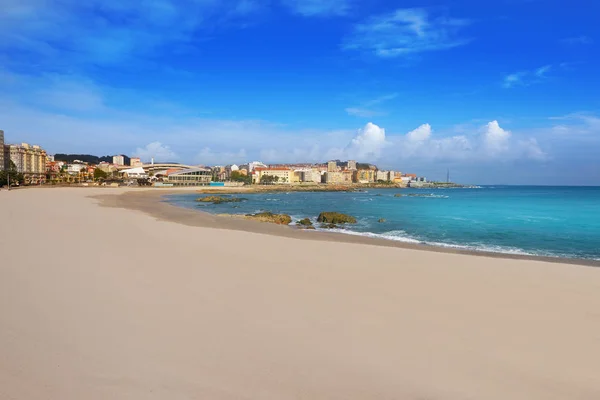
[166,186,600,262]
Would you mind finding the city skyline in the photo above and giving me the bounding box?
[1,1,599,185]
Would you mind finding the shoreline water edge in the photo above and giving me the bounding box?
[96,188,600,267]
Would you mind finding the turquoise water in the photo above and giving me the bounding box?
[167,186,600,261]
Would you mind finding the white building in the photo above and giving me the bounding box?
[113,155,125,166]
[121,166,149,179]
[67,163,86,174]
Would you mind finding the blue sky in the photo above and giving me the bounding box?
[1,0,599,184]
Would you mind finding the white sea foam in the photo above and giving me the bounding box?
[311,226,568,258]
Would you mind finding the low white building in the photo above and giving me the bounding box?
[121,167,149,179]
[67,163,86,174]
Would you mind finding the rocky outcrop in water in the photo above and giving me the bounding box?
[317,212,357,224]
[378,218,386,223]
[245,212,292,225]
[196,196,247,204]
[297,218,313,227]
[394,194,403,197]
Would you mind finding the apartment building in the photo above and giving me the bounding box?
[113,155,125,166]
[130,157,143,167]
[327,161,339,172]
[252,167,293,184]
[6,143,48,184]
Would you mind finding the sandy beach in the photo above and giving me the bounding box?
[2,187,600,399]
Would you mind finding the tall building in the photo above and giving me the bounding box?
[130,157,142,167]
[327,160,338,172]
[6,142,48,184]
[347,160,357,170]
[113,155,125,165]
[0,130,5,171]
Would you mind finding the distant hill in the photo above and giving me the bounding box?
[54,154,131,165]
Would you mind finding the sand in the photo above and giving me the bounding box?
[1,187,600,400]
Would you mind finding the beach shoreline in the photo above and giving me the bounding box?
[3,187,600,399]
[96,188,600,267]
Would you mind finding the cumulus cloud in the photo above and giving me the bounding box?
[345,122,388,159]
[406,123,432,142]
[482,120,511,153]
[134,142,178,162]
[396,120,546,163]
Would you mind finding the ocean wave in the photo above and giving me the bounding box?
[405,193,449,199]
[311,227,580,259]
[314,227,422,244]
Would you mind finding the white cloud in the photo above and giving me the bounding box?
[394,120,546,163]
[345,122,388,159]
[503,72,527,88]
[518,138,547,161]
[503,65,553,88]
[344,8,470,58]
[482,120,510,153]
[345,107,385,117]
[406,123,432,142]
[281,0,350,17]
[547,112,600,138]
[535,65,551,78]
[134,142,178,163]
[345,93,397,118]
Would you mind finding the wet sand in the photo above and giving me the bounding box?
[2,187,600,399]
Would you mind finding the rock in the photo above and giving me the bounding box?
[378,218,386,223]
[196,196,247,204]
[317,212,357,224]
[320,223,339,229]
[245,212,292,225]
[394,193,403,197]
[297,218,313,227]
